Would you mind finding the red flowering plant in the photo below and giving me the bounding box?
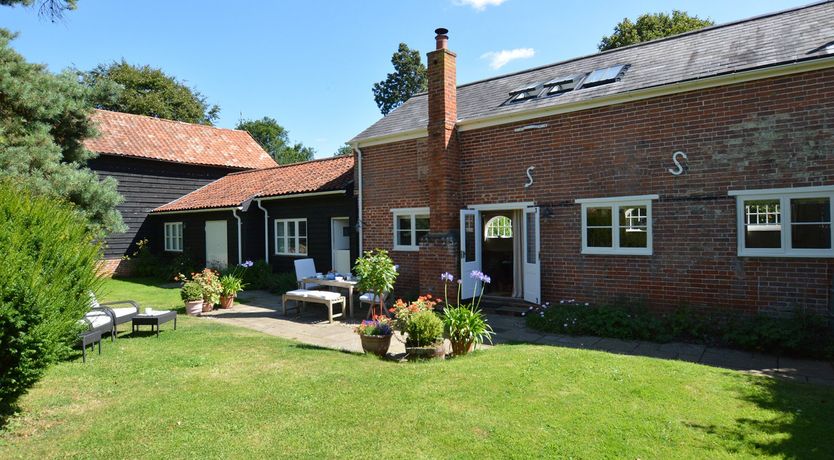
[176,268,222,306]
[389,294,441,332]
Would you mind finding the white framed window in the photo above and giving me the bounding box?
[575,195,657,256]
[274,219,308,256]
[391,207,430,251]
[730,186,834,257]
[485,215,513,239]
[164,222,183,252]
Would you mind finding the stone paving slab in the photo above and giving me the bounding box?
[205,291,834,386]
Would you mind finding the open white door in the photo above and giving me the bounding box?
[522,207,541,304]
[331,217,351,274]
[459,209,482,299]
[205,220,228,269]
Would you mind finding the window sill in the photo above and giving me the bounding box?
[582,248,652,256]
[164,249,183,253]
[738,250,834,258]
[274,253,309,257]
[392,246,420,252]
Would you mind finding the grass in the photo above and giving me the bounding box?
[1,278,834,458]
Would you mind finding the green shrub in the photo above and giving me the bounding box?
[180,281,203,302]
[0,182,102,422]
[268,272,297,294]
[404,310,444,347]
[240,260,274,290]
[526,300,833,359]
[443,306,494,347]
[128,239,195,281]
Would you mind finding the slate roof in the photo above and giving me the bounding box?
[86,110,277,170]
[352,1,834,142]
[152,155,354,212]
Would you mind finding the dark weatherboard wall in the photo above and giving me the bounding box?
[88,154,239,259]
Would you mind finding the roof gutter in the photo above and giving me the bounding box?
[353,55,834,146]
[256,199,269,263]
[255,190,346,202]
[151,206,242,215]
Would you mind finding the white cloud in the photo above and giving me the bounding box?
[480,48,535,70]
[454,0,508,11]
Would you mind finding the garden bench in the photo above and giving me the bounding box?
[282,289,346,323]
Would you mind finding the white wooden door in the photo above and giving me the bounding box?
[331,218,351,274]
[205,220,228,269]
[522,207,541,304]
[459,209,482,299]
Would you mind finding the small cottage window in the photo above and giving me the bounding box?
[730,186,834,257]
[164,222,183,252]
[392,208,430,251]
[485,216,513,239]
[275,219,308,256]
[576,195,656,255]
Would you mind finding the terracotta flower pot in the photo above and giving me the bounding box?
[359,334,392,357]
[405,341,446,361]
[220,294,235,309]
[451,339,475,356]
[202,301,214,313]
[185,300,203,316]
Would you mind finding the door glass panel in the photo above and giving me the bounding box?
[464,214,476,262]
[525,212,536,264]
[744,200,781,249]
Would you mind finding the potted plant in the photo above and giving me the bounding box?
[192,268,222,312]
[355,316,393,357]
[440,271,495,356]
[354,249,398,317]
[181,281,204,316]
[403,310,445,360]
[219,274,245,309]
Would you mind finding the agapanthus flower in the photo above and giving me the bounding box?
[440,272,454,282]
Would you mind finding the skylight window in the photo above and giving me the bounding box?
[580,64,629,88]
[508,82,542,102]
[543,73,586,95]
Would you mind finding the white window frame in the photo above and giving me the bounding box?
[576,195,657,256]
[274,218,308,256]
[729,186,834,258]
[391,207,430,251]
[485,215,513,239]
[164,222,183,252]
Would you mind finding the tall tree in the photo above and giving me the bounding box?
[598,11,714,51]
[334,144,353,157]
[0,0,76,20]
[0,29,124,235]
[236,117,315,165]
[81,60,220,125]
[372,43,427,115]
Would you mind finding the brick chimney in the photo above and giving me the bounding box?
[419,28,462,294]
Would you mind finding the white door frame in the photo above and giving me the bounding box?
[522,207,541,304]
[459,209,482,299]
[205,220,228,269]
[331,217,351,274]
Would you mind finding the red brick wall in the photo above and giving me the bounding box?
[361,68,834,315]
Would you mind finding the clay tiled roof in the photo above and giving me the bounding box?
[152,155,354,212]
[85,109,277,170]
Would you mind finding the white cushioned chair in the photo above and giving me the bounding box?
[294,258,321,289]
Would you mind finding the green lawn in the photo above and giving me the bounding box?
[1,278,833,458]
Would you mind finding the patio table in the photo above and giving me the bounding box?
[132,310,177,337]
[301,277,358,318]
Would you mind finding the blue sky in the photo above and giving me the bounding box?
[1,0,809,157]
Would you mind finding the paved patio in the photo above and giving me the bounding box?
[203,290,834,386]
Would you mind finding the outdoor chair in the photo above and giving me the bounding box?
[77,308,114,363]
[294,258,322,289]
[89,293,140,338]
[360,292,389,318]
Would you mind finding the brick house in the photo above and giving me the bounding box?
[85,109,277,274]
[350,3,834,317]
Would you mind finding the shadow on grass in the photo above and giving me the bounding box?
[688,375,834,457]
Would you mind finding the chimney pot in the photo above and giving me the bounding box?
[434,27,449,50]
